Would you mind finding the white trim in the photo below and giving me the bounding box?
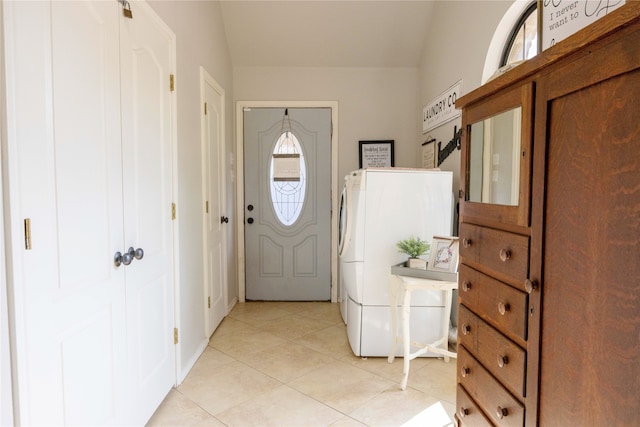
[235,101,339,303]
[482,0,536,84]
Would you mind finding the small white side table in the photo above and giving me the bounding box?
[387,273,458,390]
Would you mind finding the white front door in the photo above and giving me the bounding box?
[201,68,227,337]
[243,108,332,301]
[3,1,175,424]
[120,2,176,423]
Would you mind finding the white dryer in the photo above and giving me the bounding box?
[340,168,453,357]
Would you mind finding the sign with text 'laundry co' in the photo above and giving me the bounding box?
[422,80,462,134]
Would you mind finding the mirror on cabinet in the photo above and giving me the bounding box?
[468,107,522,206]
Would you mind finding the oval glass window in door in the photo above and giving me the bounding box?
[269,131,306,226]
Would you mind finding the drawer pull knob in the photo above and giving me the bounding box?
[460,366,470,377]
[461,324,471,335]
[462,281,472,292]
[497,406,509,419]
[459,407,469,418]
[498,302,510,315]
[497,355,509,367]
[462,238,472,248]
[525,279,539,294]
[499,248,511,262]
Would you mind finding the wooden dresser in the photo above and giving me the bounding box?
[454,3,640,426]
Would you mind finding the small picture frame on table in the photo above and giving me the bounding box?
[427,236,459,273]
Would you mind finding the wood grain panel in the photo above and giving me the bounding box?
[540,68,640,426]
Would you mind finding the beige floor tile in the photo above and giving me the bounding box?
[342,354,432,386]
[209,324,287,359]
[293,324,352,359]
[178,361,282,415]
[215,385,343,427]
[208,316,256,340]
[407,358,457,404]
[150,302,459,427]
[239,340,335,383]
[296,302,344,325]
[329,416,368,427]
[256,313,334,340]
[146,389,224,427]
[227,301,292,325]
[288,360,395,414]
[186,347,235,379]
[348,387,455,427]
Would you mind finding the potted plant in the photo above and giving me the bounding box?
[396,236,430,269]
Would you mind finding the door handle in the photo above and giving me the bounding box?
[221,216,229,224]
[116,247,143,267]
[127,246,144,260]
[247,217,254,224]
[114,251,123,267]
[122,251,133,266]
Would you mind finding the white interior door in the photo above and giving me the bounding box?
[243,108,332,301]
[5,2,128,424]
[120,2,176,423]
[201,68,227,337]
[4,1,176,424]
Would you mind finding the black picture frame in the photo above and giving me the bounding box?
[358,140,394,169]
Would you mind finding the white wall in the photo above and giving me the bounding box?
[418,0,514,228]
[234,67,420,181]
[148,0,235,380]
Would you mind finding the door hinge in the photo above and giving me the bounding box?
[24,218,32,250]
[171,203,176,220]
[207,296,211,309]
[169,74,175,92]
[204,102,208,115]
[205,201,209,213]
[174,327,179,344]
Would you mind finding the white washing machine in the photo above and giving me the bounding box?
[339,168,453,357]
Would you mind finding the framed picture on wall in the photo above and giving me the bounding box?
[427,236,459,273]
[359,140,394,168]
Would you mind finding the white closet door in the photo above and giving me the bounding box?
[5,1,128,424]
[202,69,227,337]
[119,2,176,424]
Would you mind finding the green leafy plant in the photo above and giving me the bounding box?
[396,236,430,259]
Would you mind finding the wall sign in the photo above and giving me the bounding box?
[422,80,463,134]
[542,0,625,50]
[359,140,394,168]
[273,153,301,181]
[421,138,436,169]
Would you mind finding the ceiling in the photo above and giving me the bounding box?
[219,1,437,68]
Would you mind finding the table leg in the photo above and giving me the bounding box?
[388,276,398,364]
[401,286,412,390]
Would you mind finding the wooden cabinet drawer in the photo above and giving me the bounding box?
[457,384,493,427]
[458,305,526,398]
[459,223,529,288]
[458,346,524,427]
[458,264,528,346]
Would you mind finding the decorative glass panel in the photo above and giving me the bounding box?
[270,131,306,226]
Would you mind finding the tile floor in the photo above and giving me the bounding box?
[147,301,457,427]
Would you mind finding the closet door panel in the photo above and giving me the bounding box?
[5,1,127,425]
[120,3,176,423]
